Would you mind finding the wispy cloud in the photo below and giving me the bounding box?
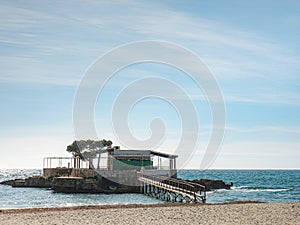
[128,7,299,74]
[223,92,300,106]
[1,0,299,87]
[227,125,300,134]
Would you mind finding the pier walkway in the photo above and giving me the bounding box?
[138,172,206,203]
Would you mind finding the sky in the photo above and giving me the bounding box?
[0,0,299,169]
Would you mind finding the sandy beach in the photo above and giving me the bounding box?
[0,202,299,225]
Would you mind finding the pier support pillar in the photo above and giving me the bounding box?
[186,196,191,203]
[171,192,175,203]
[166,192,171,202]
[178,194,183,203]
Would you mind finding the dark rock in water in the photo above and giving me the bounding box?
[189,179,233,191]
[1,171,233,194]
[0,176,53,188]
[0,173,139,194]
[0,180,15,185]
[51,176,139,194]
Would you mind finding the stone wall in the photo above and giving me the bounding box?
[96,170,139,186]
[52,176,139,193]
[71,168,96,178]
[43,168,70,177]
[11,176,53,188]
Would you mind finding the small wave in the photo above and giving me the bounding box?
[207,186,290,194]
[231,186,251,190]
[232,186,290,193]
[240,188,289,193]
[206,189,230,194]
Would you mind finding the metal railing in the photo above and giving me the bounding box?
[43,157,89,169]
[138,172,206,203]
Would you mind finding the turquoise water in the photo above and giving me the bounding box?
[178,170,300,203]
[0,169,299,208]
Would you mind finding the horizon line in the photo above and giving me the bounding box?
[1,168,300,170]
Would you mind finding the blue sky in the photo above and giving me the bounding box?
[0,0,299,169]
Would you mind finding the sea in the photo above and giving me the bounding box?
[0,169,299,209]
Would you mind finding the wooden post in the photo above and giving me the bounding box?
[97,153,101,169]
[161,189,165,201]
[68,162,70,177]
[186,195,190,203]
[166,192,170,202]
[194,193,197,203]
[156,188,160,200]
[171,192,175,203]
[140,181,143,193]
[178,194,183,203]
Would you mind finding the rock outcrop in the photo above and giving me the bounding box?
[0,180,15,185]
[51,176,139,193]
[189,179,233,191]
[1,175,139,193]
[0,176,53,188]
[1,173,233,193]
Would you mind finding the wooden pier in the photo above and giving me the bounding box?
[138,173,206,203]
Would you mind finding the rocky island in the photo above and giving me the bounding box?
[1,140,233,203]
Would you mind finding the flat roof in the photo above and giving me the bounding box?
[113,150,151,156]
[114,149,177,159]
[96,148,178,159]
[150,150,178,159]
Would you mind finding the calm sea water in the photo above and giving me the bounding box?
[0,169,299,209]
[178,170,300,204]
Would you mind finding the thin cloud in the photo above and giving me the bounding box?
[227,125,300,134]
[1,0,299,87]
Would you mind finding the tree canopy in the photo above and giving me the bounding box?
[66,139,113,160]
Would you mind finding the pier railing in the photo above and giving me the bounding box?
[138,172,206,203]
[43,157,90,169]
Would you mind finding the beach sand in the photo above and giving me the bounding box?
[0,202,299,225]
